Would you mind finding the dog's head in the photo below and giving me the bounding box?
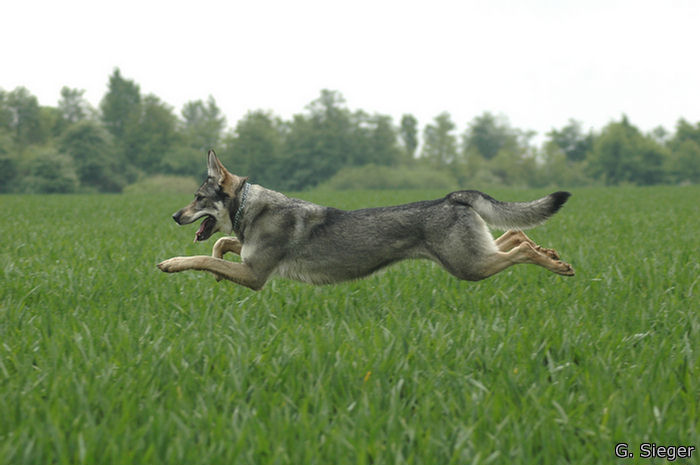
[172,150,247,242]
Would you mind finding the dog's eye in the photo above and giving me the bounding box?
[195,194,204,202]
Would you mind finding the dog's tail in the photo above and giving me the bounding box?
[448,190,571,230]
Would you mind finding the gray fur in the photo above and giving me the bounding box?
[158,151,574,290]
[448,190,572,230]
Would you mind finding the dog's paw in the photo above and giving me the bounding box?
[555,260,575,277]
[157,258,183,273]
[537,246,561,261]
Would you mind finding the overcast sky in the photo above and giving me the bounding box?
[3,0,699,141]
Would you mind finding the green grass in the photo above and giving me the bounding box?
[1,186,698,464]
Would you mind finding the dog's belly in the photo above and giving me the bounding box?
[273,259,346,285]
[272,246,430,285]
[272,255,400,285]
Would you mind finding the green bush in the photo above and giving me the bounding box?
[59,120,126,193]
[160,146,204,178]
[317,164,457,190]
[0,131,17,192]
[23,147,79,193]
[123,175,199,194]
[0,154,17,193]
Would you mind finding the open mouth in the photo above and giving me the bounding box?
[194,215,217,243]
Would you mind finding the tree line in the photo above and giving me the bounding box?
[1,68,699,193]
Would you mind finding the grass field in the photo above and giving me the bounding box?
[1,185,699,464]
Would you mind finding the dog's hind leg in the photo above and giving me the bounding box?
[494,230,525,249]
[476,242,574,279]
[158,256,266,290]
[494,230,560,260]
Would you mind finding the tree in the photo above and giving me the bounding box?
[587,116,666,185]
[221,110,284,186]
[672,119,700,146]
[59,120,124,192]
[350,112,401,167]
[100,70,177,175]
[463,112,519,160]
[0,93,17,191]
[0,89,14,130]
[280,114,324,190]
[181,96,226,151]
[160,146,202,178]
[633,137,669,185]
[667,119,700,183]
[39,106,66,140]
[0,130,17,192]
[5,87,48,146]
[667,139,700,184]
[100,68,141,141]
[650,125,670,146]
[366,114,401,166]
[23,146,79,193]
[58,87,93,124]
[124,94,178,174]
[421,112,457,166]
[399,114,418,161]
[307,89,356,163]
[280,90,356,189]
[539,142,591,187]
[546,119,593,162]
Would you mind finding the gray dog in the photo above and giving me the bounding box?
[158,150,574,290]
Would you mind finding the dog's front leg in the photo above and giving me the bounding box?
[157,256,266,290]
[211,237,243,282]
[213,236,242,258]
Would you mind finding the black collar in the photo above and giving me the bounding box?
[232,182,250,232]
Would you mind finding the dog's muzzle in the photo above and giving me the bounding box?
[172,210,184,224]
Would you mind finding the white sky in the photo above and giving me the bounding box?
[2,0,699,141]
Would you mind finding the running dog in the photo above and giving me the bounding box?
[158,150,574,290]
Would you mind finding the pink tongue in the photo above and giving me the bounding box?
[194,221,207,242]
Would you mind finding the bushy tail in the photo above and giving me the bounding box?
[448,190,571,230]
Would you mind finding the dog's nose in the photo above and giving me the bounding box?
[172,210,182,224]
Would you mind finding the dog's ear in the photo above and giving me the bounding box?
[207,149,227,182]
[207,149,244,197]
